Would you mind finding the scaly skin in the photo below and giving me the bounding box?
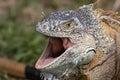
[35,4,120,80]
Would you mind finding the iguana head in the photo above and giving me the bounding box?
[35,5,97,78]
[36,10,80,37]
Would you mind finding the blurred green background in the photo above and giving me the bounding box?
[0,0,119,80]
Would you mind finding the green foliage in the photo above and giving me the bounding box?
[0,22,46,65]
[0,0,47,66]
[75,0,96,4]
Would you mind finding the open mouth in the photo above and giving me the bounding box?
[35,37,74,69]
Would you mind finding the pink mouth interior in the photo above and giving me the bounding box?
[35,37,74,69]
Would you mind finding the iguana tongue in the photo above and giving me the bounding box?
[62,38,74,50]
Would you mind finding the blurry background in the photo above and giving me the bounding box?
[0,0,119,80]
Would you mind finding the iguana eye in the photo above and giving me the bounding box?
[65,22,74,28]
[66,23,71,27]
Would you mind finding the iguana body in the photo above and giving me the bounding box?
[35,4,120,80]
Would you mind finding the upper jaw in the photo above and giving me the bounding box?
[36,22,72,38]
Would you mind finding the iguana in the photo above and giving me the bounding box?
[35,4,120,80]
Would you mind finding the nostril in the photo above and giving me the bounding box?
[43,25,47,29]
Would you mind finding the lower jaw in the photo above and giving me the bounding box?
[35,57,55,69]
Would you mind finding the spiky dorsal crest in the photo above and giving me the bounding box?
[94,8,120,33]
